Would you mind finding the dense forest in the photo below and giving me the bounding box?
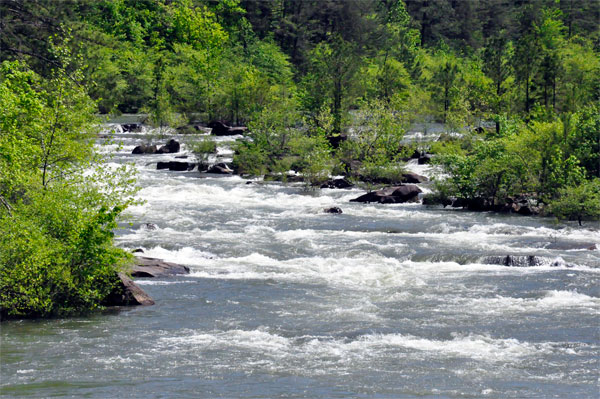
[1,0,599,318]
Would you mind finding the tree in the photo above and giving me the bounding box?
[513,31,541,114]
[301,34,360,135]
[483,33,513,134]
[423,49,461,123]
[550,178,600,225]
[0,56,137,319]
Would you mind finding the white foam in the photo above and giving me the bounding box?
[455,291,600,315]
[135,280,197,286]
[158,329,555,364]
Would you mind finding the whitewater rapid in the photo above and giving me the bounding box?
[1,126,598,398]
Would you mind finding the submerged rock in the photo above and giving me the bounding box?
[350,185,422,204]
[545,242,598,251]
[131,257,190,278]
[103,272,155,306]
[484,255,544,266]
[320,178,354,189]
[132,144,157,154]
[482,255,569,267]
[142,223,158,230]
[324,207,343,214]
[206,162,234,174]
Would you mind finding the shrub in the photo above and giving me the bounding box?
[549,178,600,225]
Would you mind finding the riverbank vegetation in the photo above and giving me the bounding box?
[0,48,138,318]
[1,0,599,317]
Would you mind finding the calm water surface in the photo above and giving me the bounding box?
[1,126,599,398]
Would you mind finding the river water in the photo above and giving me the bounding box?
[1,127,599,398]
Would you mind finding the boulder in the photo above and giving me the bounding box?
[418,154,433,164]
[324,207,343,214]
[208,121,247,136]
[208,121,231,135]
[206,162,233,174]
[320,178,354,189]
[401,172,428,184]
[121,123,142,132]
[142,223,158,230]
[131,256,190,278]
[482,255,569,267]
[102,272,155,306]
[484,255,545,267]
[156,139,180,154]
[157,161,195,171]
[132,144,157,154]
[350,185,422,204]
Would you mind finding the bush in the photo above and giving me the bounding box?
[0,57,137,319]
[549,178,600,225]
[232,141,270,176]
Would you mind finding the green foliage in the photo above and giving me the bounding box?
[569,105,600,178]
[188,137,217,165]
[550,178,600,225]
[341,99,407,181]
[0,58,137,319]
[1,0,598,228]
[287,130,337,186]
[232,140,269,176]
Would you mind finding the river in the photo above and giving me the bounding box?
[1,126,599,398]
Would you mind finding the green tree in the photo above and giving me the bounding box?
[301,34,360,135]
[550,178,600,225]
[0,57,137,319]
[483,33,514,134]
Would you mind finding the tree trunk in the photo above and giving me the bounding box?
[333,77,342,134]
[525,75,530,113]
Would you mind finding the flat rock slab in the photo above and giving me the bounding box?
[132,256,190,278]
[103,272,155,306]
[350,185,422,204]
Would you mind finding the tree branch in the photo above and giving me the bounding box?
[0,195,13,217]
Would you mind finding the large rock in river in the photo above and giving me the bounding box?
[206,162,234,174]
[121,123,142,132]
[320,178,354,189]
[132,144,157,154]
[156,139,180,154]
[157,161,195,171]
[131,257,190,278]
[208,121,247,136]
[102,272,155,306]
[350,185,422,204]
[401,172,428,184]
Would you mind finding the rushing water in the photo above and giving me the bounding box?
[1,126,599,398]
